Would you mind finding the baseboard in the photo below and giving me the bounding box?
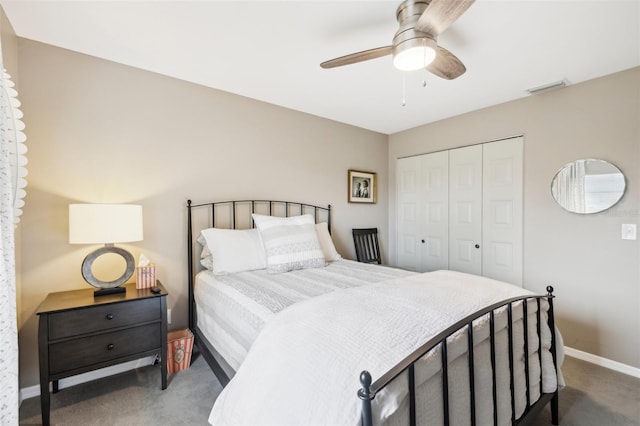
[564,346,640,378]
[19,355,156,404]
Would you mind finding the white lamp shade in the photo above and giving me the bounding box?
[69,204,143,244]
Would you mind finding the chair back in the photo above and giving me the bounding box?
[352,228,382,264]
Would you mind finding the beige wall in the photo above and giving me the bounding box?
[388,67,640,368]
[17,39,389,388]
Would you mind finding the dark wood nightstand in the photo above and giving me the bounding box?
[36,281,168,426]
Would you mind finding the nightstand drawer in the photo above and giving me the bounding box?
[49,323,161,375]
[49,297,160,340]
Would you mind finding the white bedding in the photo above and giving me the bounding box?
[195,259,415,370]
[208,270,564,426]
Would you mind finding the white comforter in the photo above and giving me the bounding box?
[196,260,415,370]
[208,270,563,426]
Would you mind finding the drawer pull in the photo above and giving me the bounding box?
[107,343,115,350]
[106,314,114,320]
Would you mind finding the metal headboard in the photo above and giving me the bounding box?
[186,199,332,331]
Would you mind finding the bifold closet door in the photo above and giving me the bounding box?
[421,151,449,271]
[395,137,522,285]
[482,137,523,286]
[396,151,448,272]
[397,155,422,271]
[448,145,483,276]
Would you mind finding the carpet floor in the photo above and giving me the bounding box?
[20,354,640,425]
[20,354,221,425]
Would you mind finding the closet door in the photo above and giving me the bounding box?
[396,156,423,271]
[482,137,523,285]
[421,151,449,271]
[395,137,523,285]
[396,151,448,272]
[449,145,483,276]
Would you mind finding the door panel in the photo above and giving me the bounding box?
[426,237,443,258]
[490,241,514,267]
[396,156,422,271]
[454,239,475,263]
[422,151,449,272]
[482,137,523,285]
[449,145,482,275]
[396,151,449,272]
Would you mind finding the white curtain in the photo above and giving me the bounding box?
[554,160,586,212]
[0,48,19,425]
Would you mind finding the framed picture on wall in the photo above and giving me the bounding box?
[348,170,377,204]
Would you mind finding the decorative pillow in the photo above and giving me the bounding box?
[252,213,326,273]
[196,234,214,270]
[315,222,342,262]
[199,228,267,275]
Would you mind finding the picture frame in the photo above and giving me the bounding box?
[348,170,377,204]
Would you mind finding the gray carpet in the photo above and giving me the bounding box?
[529,356,640,426]
[20,354,640,425]
[19,354,221,425]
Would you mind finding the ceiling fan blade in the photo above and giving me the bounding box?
[415,0,475,36]
[320,46,393,69]
[426,46,466,80]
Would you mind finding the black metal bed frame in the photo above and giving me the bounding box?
[186,199,332,385]
[186,198,559,426]
[359,290,559,426]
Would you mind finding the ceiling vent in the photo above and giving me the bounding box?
[526,79,570,95]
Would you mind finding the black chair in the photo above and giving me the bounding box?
[352,228,382,264]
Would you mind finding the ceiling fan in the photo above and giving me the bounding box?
[320,0,475,80]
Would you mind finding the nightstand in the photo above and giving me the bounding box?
[37,281,168,426]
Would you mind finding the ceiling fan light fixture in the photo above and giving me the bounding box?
[393,37,437,71]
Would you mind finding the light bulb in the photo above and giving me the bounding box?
[392,38,437,72]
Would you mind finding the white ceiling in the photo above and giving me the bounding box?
[2,0,639,134]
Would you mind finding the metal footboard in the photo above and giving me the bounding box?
[359,287,559,426]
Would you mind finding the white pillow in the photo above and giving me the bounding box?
[199,228,267,275]
[196,234,214,270]
[252,214,326,273]
[315,222,342,262]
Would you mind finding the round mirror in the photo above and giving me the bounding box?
[551,159,625,214]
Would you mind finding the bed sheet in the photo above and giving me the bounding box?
[194,259,416,371]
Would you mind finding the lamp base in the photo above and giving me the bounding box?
[82,245,135,295]
[94,286,126,297]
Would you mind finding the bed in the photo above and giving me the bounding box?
[186,199,563,426]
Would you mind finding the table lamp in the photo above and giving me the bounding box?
[69,204,143,296]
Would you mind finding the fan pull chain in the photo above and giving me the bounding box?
[402,72,406,107]
[422,44,428,87]
[423,38,428,65]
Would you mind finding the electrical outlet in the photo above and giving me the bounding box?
[621,224,637,240]
[167,309,172,324]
